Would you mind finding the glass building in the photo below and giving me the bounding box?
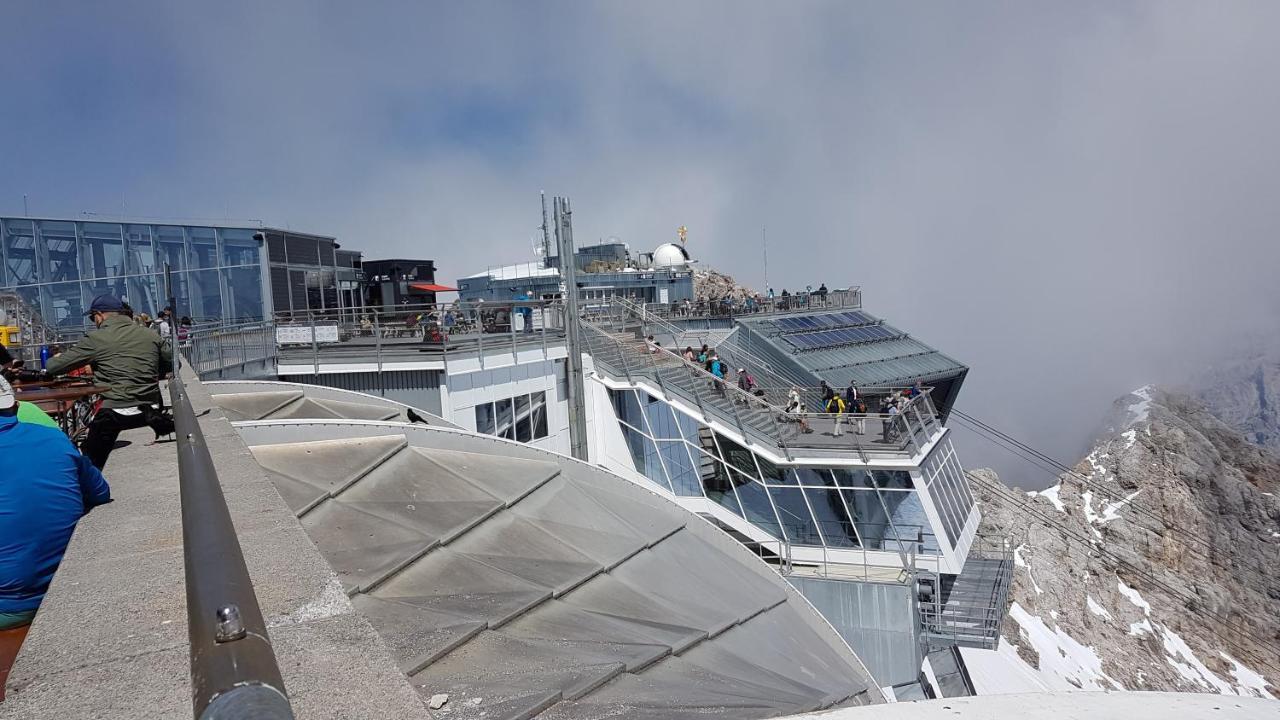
[1,217,269,331]
[610,387,977,557]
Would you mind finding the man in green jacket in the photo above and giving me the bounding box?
[45,295,174,469]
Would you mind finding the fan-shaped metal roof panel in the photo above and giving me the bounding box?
[220,411,884,719]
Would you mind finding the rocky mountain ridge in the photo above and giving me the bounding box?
[971,385,1280,698]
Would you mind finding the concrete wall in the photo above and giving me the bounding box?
[788,576,922,689]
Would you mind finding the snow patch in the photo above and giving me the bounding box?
[959,642,1057,694]
[1220,651,1274,698]
[1086,595,1113,621]
[1120,428,1138,450]
[1129,618,1153,636]
[1159,624,1235,694]
[1099,490,1142,523]
[1127,385,1154,424]
[1030,484,1066,513]
[1008,602,1123,691]
[1081,491,1103,538]
[1117,579,1151,615]
[1014,544,1044,595]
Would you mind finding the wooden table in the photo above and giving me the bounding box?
[15,383,110,441]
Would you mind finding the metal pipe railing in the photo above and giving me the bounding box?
[170,370,295,720]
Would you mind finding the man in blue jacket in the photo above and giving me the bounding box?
[0,376,111,697]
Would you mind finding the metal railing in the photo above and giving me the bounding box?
[917,534,1014,651]
[579,319,943,460]
[270,300,568,376]
[170,369,295,719]
[185,321,279,378]
[643,287,862,320]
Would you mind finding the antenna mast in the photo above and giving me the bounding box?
[540,191,553,266]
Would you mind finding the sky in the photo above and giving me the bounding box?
[3,1,1279,487]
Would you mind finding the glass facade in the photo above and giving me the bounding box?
[610,388,949,556]
[0,217,268,331]
[919,438,977,546]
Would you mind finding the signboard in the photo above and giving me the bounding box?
[276,324,340,345]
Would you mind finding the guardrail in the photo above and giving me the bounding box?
[169,369,295,719]
[644,287,862,320]
[579,319,942,460]
[185,322,278,379]
[917,534,1013,651]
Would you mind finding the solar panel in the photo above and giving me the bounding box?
[779,323,904,351]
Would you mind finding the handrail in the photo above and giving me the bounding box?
[170,370,295,720]
[578,317,942,456]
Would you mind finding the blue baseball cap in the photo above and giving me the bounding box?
[86,294,127,315]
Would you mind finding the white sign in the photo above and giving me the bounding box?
[276,324,340,345]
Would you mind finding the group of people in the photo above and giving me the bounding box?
[784,379,925,442]
[2,293,179,693]
[667,283,837,318]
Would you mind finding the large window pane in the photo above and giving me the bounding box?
[190,269,222,323]
[659,441,700,496]
[188,227,218,270]
[872,470,914,490]
[124,224,154,275]
[768,486,822,546]
[804,487,859,548]
[882,490,933,553]
[39,221,78,283]
[219,228,260,266]
[3,219,37,285]
[81,223,124,279]
[700,457,744,515]
[154,226,186,273]
[530,391,547,439]
[735,479,782,539]
[495,397,514,440]
[643,395,682,440]
[831,468,876,488]
[223,266,264,322]
[475,402,496,435]
[713,433,759,478]
[842,489,893,550]
[610,389,643,428]
[754,453,796,485]
[42,281,86,328]
[514,394,532,442]
[795,468,838,486]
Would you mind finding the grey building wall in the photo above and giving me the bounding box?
[279,369,443,416]
[788,576,922,688]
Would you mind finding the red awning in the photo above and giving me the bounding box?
[409,283,458,293]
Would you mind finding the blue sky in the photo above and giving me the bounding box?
[3,1,1279,483]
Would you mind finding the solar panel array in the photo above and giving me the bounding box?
[773,310,876,332]
[782,324,902,350]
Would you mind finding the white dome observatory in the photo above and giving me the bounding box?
[651,242,690,269]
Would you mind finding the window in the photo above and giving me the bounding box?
[473,391,549,442]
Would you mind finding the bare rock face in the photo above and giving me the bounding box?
[974,386,1280,697]
[1194,343,1280,453]
[692,267,757,302]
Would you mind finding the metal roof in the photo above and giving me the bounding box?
[207,380,457,427]
[735,309,967,389]
[210,384,884,719]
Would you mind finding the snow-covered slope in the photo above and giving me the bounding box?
[969,386,1280,698]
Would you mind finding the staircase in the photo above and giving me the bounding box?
[918,537,1013,650]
